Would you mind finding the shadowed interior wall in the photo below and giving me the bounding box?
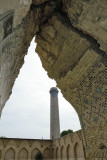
[31,148,40,160]
[61,146,64,160]
[43,148,51,160]
[56,147,59,160]
[4,148,15,160]
[52,148,55,159]
[18,148,28,160]
[66,144,72,160]
[74,143,79,160]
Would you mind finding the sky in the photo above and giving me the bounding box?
[0,38,81,139]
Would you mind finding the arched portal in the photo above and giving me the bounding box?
[31,148,40,160]
[74,142,81,160]
[4,148,15,160]
[43,148,51,160]
[61,146,64,160]
[18,148,28,160]
[66,144,72,160]
[0,0,106,159]
[56,147,58,160]
[56,147,60,160]
[36,7,107,159]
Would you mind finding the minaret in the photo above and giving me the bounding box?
[50,87,60,140]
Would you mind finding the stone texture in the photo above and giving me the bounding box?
[0,131,85,160]
[0,0,107,159]
[0,7,41,116]
[0,137,52,160]
[36,11,107,159]
[0,0,32,28]
[32,0,50,5]
[62,0,107,53]
[0,0,57,116]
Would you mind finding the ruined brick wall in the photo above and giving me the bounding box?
[0,0,107,159]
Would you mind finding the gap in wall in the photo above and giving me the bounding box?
[0,38,81,139]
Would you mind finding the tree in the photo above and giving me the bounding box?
[60,129,73,137]
[35,152,43,160]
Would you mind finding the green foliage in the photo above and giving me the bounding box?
[60,129,73,137]
[35,152,43,160]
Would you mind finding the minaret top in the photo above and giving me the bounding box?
[49,87,58,94]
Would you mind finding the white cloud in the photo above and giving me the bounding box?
[0,38,81,139]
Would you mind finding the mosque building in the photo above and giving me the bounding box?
[0,88,85,160]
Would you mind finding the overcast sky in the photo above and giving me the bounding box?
[0,38,81,139]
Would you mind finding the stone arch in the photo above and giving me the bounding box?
[0,149,2,159]
[18,148,28,160]
[72,133,80,145]
[19,140,29,149]
[65,134,73,145]
[74,142,80,160]
[6,140,16,147]
[56,147,58,160]
[43,148,51,160]
[31,148,40,160]
[4,148,15,160]
[56,146,60,160]
[61,145,64,160]
[35,10,107,158]
[74,141,85,159]
[52,148,55,158]
[60,137,65,146]
[0,0,106,159]
[31,141,41,149]
[66,144,72,160]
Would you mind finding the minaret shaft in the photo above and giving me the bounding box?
[50,87,60,140]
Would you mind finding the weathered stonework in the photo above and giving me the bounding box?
[52,130,86,160]
[0,0,107,159]
[0,131,85,160]
[0,137,52,160]
[62,0,107,53]
[0,7,41,116]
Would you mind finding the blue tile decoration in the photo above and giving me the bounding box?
[95,87,102,94]
[84,98,89,104]
[93,116,98,122]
